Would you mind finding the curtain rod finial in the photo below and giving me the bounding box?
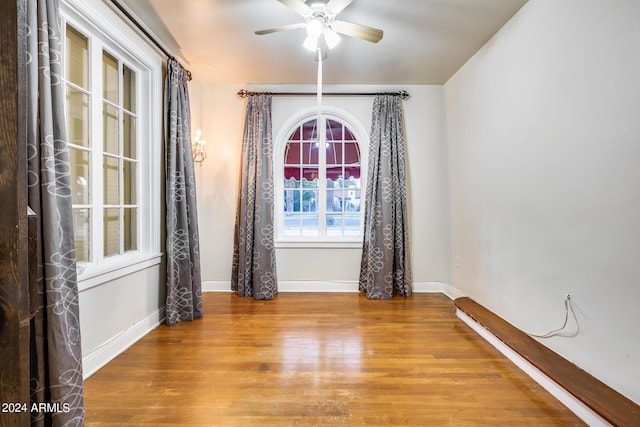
[237,89,250,98]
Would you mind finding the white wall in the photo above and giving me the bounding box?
[192,83,450,289]
[445,0,640,404]
[79,265,164,377]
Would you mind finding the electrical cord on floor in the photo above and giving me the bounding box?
[527,294,580,338]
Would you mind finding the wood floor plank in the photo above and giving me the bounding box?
[84,293,585,426]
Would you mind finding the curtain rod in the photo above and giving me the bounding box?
[237,89,410,100]
[108,0,192,81]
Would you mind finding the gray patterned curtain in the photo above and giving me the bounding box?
[359,94,412,299]
[27,0,85,425]
[164,58,203,326]
[231,95,278,300]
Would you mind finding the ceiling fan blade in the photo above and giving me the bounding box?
[326,0,355,14]
[333,20,383,43]
[255,23,307,36]
[277,0,312,16]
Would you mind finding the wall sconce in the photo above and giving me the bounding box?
[192,129,207,164]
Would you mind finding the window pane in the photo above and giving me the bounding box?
[284,177,301,188]
[302,190,317,213]
[103,156,119,205]
[103,51,119,103]
[123,160,136,205]
[283,219,301,236]
[345,188,361,213]
[283,190,302,236]
[104,208,120,257]
[326,212,361,237]
[66,87,89,147]
[326,142,342,165]
[66,25,88,89]
[285,167,301,181]
[122,65,136,113]
[344,142,360,164]
[301,213,319,236]
[284,190,300,213]
[326,119,343,141]
[284,141,300,164]
[124,208,137,251]
[326,167,343,187]
[301,142,318,165]
[344,185,360,235]
[288,126,301,141]
[344,211,361,236]
[123,112,136,159]
[326,213,344,237]
[103,103,119,154]
[70,148,90,205]
[326,189,341,213]
[344,166,361,181]
[345,127,356,141]
[73,208,90,262]
[301,120,317,141]
[283,229,301,237]
[304,195,319,229]
[302,167,319,184]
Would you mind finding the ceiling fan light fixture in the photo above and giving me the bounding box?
[324,28,341,49]
[306,18,324,37]
[303,18,326,51]
[303,34,319,51]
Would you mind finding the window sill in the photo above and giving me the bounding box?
[77,252,163,292]
[275,240,362,249]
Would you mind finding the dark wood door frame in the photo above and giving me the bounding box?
[0,1,29,426]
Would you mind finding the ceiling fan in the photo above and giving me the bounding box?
[255,0,383,59]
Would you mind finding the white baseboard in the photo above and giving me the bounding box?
[412,281,444,293]
[441,283,466,300]
[202,281,233,292]
[82,307,165,380]
[456,309,612,427]
[279,281,359,292]
[203,280,359,292]
[407,281,465,300]
[203,280,457,294]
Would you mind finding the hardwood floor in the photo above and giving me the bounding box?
[83,293,585,426]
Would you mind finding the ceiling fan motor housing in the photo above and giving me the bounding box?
[305,3,336,28]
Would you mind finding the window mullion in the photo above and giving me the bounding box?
[317,114,327,238]
[133,66,142,252]
[118,60,124,256]
[90,36,104,264]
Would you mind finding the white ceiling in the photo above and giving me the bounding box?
[118,0,529,85]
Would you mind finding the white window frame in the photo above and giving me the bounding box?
[274,106,368,248]
[61,0,163,291]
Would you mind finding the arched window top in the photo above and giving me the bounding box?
[276,106,368,154]
[284,118,362,178]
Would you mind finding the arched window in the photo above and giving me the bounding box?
[275,109,367,244]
